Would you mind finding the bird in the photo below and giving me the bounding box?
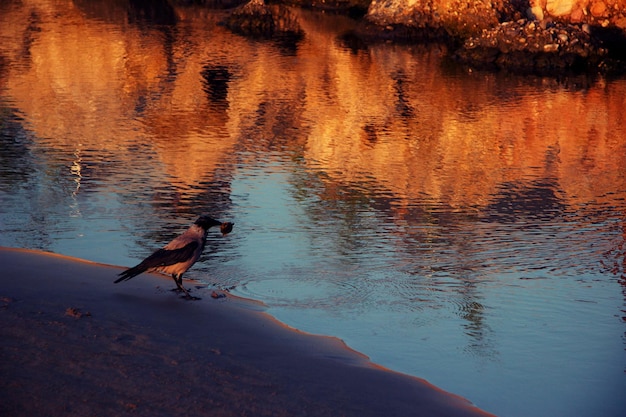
[115,215,234,298]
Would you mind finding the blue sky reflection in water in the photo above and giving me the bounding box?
[1,1,626,416]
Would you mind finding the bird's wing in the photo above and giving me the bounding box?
[139,241,200,269]
[115,241,200,283]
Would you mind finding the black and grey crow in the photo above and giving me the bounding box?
[115,215,234,298]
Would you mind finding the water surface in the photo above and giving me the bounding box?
[1,1,625,416]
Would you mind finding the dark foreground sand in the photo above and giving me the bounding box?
[0,247,495,417]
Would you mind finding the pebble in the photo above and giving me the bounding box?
[543,43,559,52]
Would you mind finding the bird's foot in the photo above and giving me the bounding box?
[172,286,200,300]
[181,294,201,301]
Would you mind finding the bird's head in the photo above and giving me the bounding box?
[194,215,223,230]
[195,215,234,236]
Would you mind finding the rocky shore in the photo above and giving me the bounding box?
[214,0,626,75]
[454,19,626,73]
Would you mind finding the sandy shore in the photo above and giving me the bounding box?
[0,247,495,417]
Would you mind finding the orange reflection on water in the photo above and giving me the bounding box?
[302,53,626,214]
[2,0,625,213]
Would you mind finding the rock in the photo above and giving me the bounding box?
[452,19,619,74]
[615,17,626,29]
[546,0,574,16]
[211,291,226,299]
[65,307,91,318]
[278,0,370,15]
[366,0,508,38]
[570,6,584,22]
[591,1,608,17]
[527,5,544,21]
[543,43,559,52]
[224,0,304,39]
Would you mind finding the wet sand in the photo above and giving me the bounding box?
[0,247,495,417]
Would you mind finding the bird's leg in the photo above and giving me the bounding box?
[171,274,199,300]
[170,274,186,292]
[171,274,185,292]
[175,274,184,290]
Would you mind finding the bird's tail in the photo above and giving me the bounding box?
[114,265,147,283]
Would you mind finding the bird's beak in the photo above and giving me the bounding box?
[220,222,234,236]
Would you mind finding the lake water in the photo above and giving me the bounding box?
[1,1,625,416]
